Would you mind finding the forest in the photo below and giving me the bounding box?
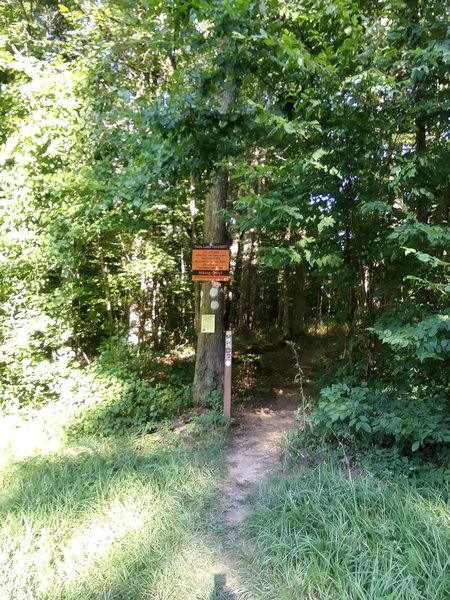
[0,0,449,598]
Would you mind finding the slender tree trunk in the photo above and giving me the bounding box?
[97,241,114,335]
[290,264,306,336]
[229,230,243,328]
[248,257,257,329]
[315,285,323,333]
[189,189,201,333]
[238,228,257,329]
[416,118,428,224]
[280,267,291,338]
[138,276,149,344]
[153,280,163,349]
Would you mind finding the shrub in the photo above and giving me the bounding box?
[312,381,450,452]
[293,379,450,482]
[0,328,194,437]
[65,340,194,436]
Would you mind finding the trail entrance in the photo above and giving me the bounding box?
[221,388,300,525]
[211,339,319,597]
[221,339,317,525]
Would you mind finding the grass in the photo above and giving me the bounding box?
[2,368,450,599]
[237,466,450,600]
[0,404,230,600]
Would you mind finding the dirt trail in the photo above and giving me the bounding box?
[219,340,319,527]
[208,341,321,598]
[209,388,302,599]
[221,389,300,525]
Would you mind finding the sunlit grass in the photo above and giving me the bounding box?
[0,407,228,600]
[238,466,450,600]
[0,365,111,464]
[0,402,67,463]
[4,381,449,599]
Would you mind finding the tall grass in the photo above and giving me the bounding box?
[0,429,228,599]
[239,467,450,600]
[3,391,450,599]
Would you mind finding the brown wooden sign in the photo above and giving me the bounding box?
[192,244,230,281]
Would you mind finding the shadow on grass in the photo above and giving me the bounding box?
[0,433,228,599]
[0,440,176,518]
[209,573,237,599]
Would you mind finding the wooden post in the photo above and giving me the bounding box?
[224,330,232,419]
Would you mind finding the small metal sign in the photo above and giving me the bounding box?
[225,331,232,367]
[224,330,232,419]
[192,244,230,281]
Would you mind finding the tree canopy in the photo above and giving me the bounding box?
[0,0,449,465]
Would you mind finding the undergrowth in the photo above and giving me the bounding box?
[286,331,450,484]
[0,335,230,599]
[1,336,196,437]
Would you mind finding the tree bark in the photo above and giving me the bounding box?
[415,118,428,224]
[238,228,257,329]
[192,75,236,404]
[97,240,115,335]
[193,172,228,404]
[290,264,306,336]
[280,267,291,338]
[189,192,201,333]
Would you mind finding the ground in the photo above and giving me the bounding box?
[222,389,300,526]
[222,338,319,524]
[3,335,447,599]
[210,339,320,598]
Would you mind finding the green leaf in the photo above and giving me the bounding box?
[360,421,372,433]
[283,122,296,134]
[318,216,335,233]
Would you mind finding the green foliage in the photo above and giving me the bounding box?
[289,346,449,481]
[68,370,192,438]
[1,0,449,479]
[313,381,450,451]
[371,312,450,362]
[67,341,194,436]
[0,325,195,436]
[2,16,449,600]
[0,306,73,406]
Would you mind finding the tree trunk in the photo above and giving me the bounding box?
[315,285,323,333]
[280,267,291,338]
[193,172,228,404]
[290,264,306,336]
[189,189,202,333]
[193,76,236,405]
[415,118,428,224]
[97,240,115,335]
[238,228,257,329]
[229,230,243,328]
